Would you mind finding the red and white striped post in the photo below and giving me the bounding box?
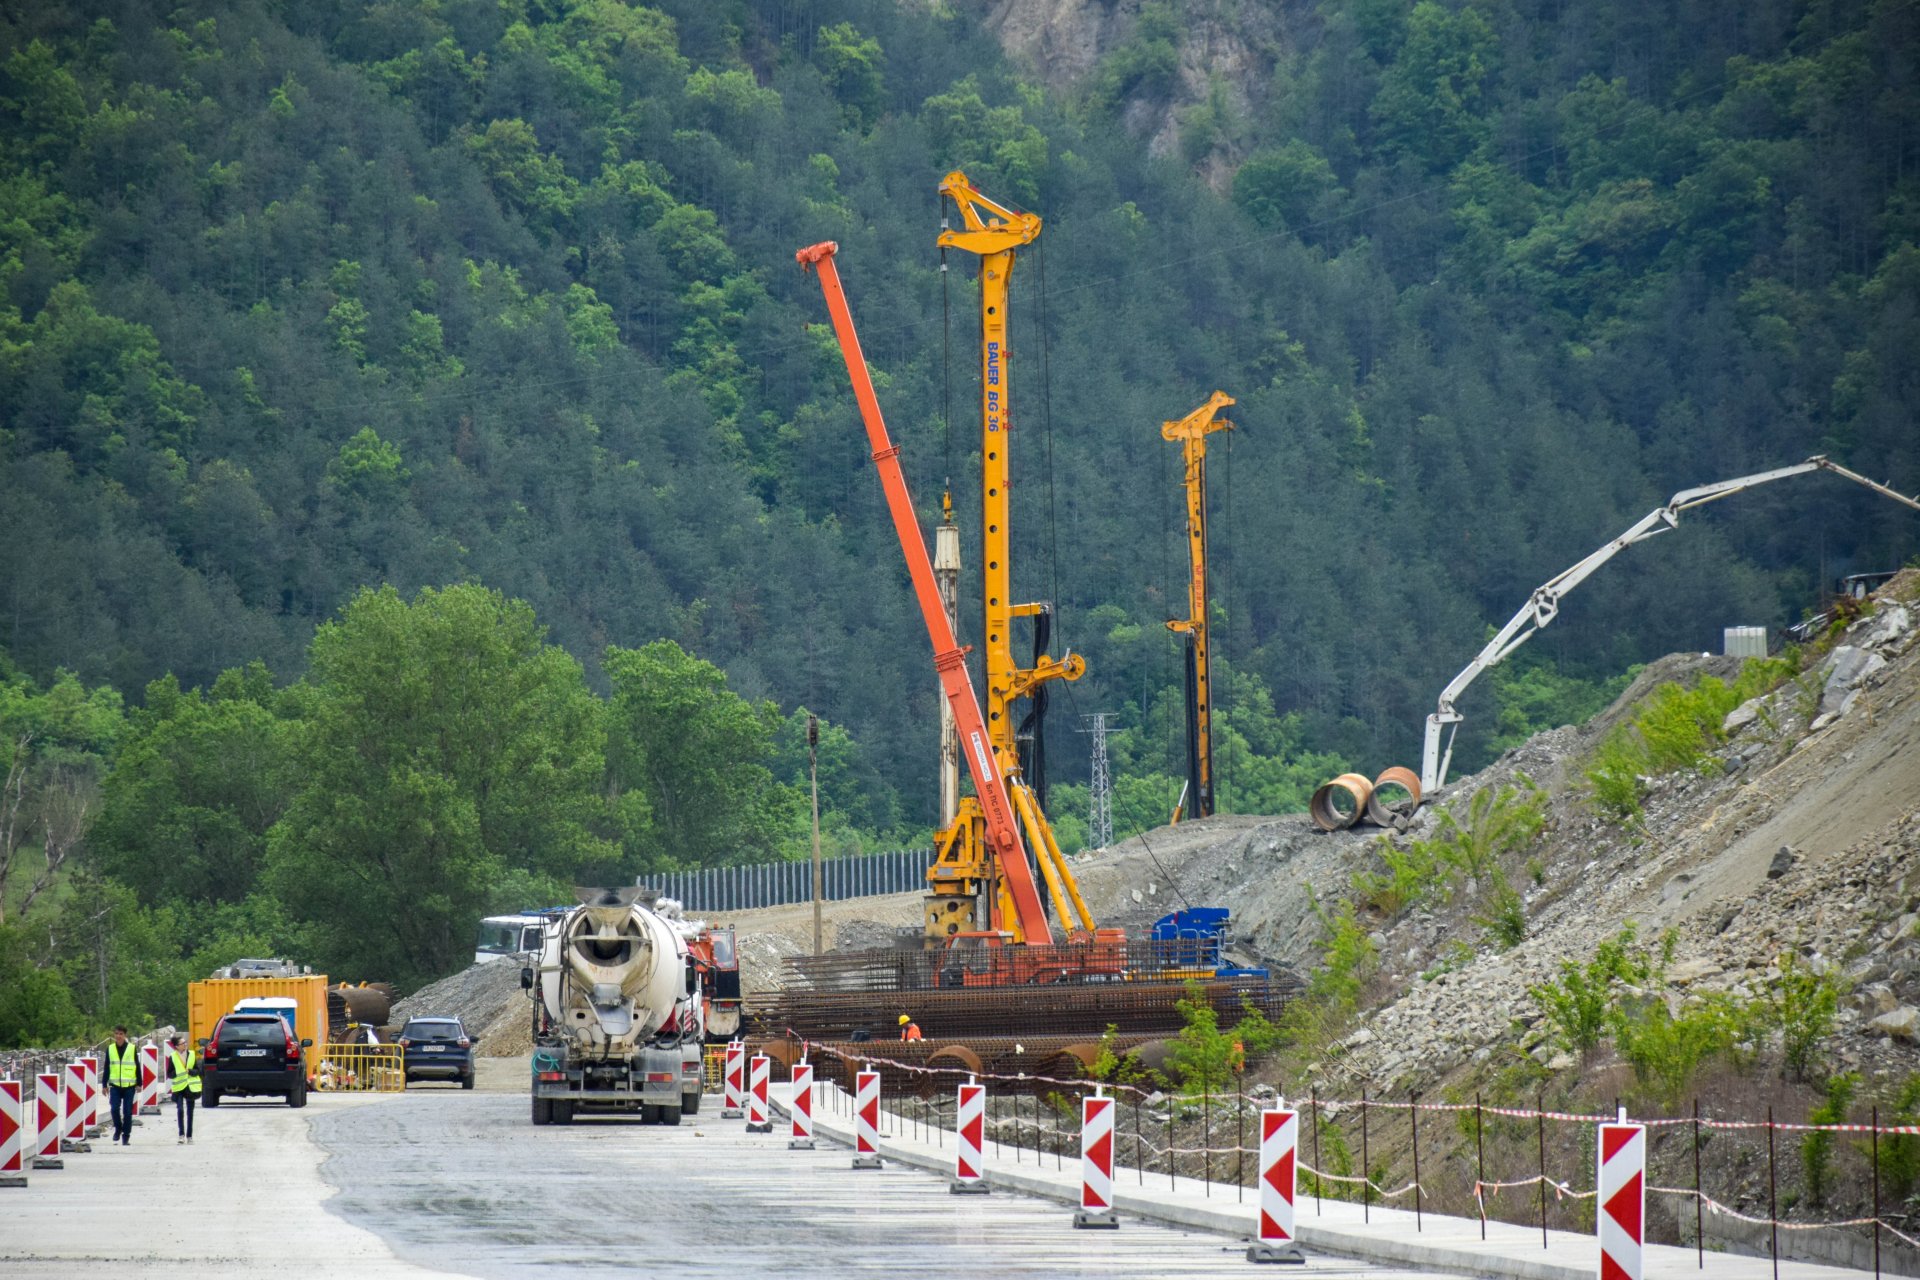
[137,1042,163,1114]
[0,1079,27,1187]
[721,1041,745,1118]
[81,1056,102,1135]
[1598,1120,1646,1280]
[1074,1088,1119,1228]
[32,1072,63,1169]
[746,1053,772,1133]
[60,1063,91,1152]
[851,1068,883,1169]
[950,1078,989,1195]
[1247,1107,1306,1264]
[788,1061,815,1150]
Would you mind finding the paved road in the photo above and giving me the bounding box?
[6,1060,1450,1279]
[312,1083,1444,1279]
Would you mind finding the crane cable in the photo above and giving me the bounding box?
[940,194,953,489]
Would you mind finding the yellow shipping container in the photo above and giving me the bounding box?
[187,975,331,1081]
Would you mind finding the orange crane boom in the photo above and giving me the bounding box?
[796,240,1055,943]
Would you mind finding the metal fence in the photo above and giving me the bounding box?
[647,849,929,914]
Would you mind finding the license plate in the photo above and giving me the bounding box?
[420,1045,443,1053]
[236,1048,267,1057]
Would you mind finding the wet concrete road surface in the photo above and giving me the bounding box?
[312,1089,1446,1279]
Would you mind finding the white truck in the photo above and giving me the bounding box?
[524,887,699,1126]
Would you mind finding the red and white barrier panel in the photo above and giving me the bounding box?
[33,1072,62,1169]
[721,1041,745,1118]
[1599,1122,1645,1280]
[950,1079,989,1194]
[1074,1090,1119,1228]
[137,1042,163,1114]
[60,1063,90,1151]
[1247,1108,1306,1264]
[851,1069,883,1169]
[0,1079,27,1186]
[788,1062,815,1149]
[746,1054,772,1133]
[81,1056,102,1133]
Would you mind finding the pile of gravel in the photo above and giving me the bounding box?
[389,960,530,1056]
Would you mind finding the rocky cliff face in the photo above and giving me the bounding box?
[957,0,1306,187]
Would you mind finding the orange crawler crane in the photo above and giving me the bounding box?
[796,241,1057,946]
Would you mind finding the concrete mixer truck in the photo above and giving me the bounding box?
[524,887,698,1126]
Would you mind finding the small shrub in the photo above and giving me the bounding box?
[1089,1023,1158,1088]
[1614,994,1738,1110]
[1530,925,1656,1061]
[1473,868,1527,949]
[1802,1073,1859,1206]
[1585,730,1648,822]
[1877,1074,1920,1201]
[1760,953,1845,1081]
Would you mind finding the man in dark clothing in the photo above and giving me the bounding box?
[104,1025,139,1145]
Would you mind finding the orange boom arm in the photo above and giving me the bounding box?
[796,241,1053,942]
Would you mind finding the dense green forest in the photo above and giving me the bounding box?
[1,0,1915,1038]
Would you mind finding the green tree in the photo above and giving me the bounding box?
[93,664,290,907]
[0,664,123,923]
[1369,1,1499,170]
[604,639,801,873]
[266,585,613,987]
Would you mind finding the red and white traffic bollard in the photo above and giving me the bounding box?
[1598,1118,1645,1280]
[81,1056,102,1136]
[949,1078,988,1195]
[788,1061,815,1150]
[32,1072,63,1169]
[1074,1088,1119,1228]
[721,1041,745,1119]
[851,1068,883,1169]
[1247,1107,1306,1264]
[746,1053,772,1133]
[0,1079,27,1187]
[60,1063,91,1152]
[137,1042,163,1115]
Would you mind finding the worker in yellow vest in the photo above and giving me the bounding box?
[105,1026,140,1146]
[167,1033,201,1144]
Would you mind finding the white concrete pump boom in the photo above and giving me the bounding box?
[1422,455,1920,794]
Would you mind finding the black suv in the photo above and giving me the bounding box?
[399,1017,474,1088]
[201,1013,311,1107]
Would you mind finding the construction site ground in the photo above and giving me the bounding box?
[6,1063,1459,1279]
[352,574,1920,1274]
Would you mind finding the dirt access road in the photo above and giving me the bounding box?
[6,1057,1445,1279]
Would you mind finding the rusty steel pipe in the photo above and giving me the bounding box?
[1365,766,1423,825]
[1309,773,1374,831]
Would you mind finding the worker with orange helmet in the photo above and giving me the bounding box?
[898,1014,922,1041]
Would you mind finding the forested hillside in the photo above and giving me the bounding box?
[1,0,1915,1033]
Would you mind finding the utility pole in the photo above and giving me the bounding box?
[808,714,823,956]
[1078,714,1115,852]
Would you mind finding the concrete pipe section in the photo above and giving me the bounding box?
[1309,772,1374,831]
[1365,767,1423,826]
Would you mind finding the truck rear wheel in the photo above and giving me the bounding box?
[682,1089,701,1116]
[658,1101,681,1127]
[531,1096,550,1126]
[639,1103,660,1125]
[552,1099,575,1125]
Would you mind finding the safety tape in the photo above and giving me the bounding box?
[1648,1186,1920,1246]
[1472,1174,1596,1213]
[1297,1160,1422,1200]
[792,1032,1920,1135]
